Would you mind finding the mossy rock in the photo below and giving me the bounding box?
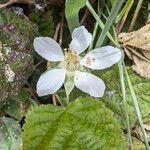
[0,10,36,102]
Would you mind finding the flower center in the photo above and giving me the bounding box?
[63,48,80,71]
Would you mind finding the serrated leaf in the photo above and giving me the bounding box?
[23,97,126,150]
[96,65,150,125]
[0,117,22,150]
[65,0,86,33]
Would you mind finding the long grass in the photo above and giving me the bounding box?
[86,1,150,149]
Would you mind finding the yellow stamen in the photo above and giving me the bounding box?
[86,57,95,66]
[64,49,80,70]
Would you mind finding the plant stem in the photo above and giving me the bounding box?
[95,0,124,47]
[124,64,150,150]
[86,0,116,45]
[52,94,57,105]
[118,62,133,150]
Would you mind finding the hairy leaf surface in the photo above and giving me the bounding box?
[23,97,126,150]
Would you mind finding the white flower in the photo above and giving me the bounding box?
[34,26,122,98]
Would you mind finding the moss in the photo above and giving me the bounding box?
[0,9,36,102]
[29,10,54,36]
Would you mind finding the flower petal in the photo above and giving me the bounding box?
[34,37,64,61]
[80,46,122,70]
[37,69,66,96]
[74,71,105,97]
[69,26,92,54]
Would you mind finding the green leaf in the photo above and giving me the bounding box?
[2,88,38,120]
[0,117,22,150]
[23,97,126,150]
[65,0,86,33]
[96,66,150,125]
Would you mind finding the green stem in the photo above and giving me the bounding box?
[95,0,124,47]
[118,62,133,150]
[86,0,116,45]
[124,64,150,150]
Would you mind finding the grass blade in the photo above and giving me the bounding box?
[86,0,116,45]
[95,0,124,47]
[118,61,133,150]
[124,64,150,150]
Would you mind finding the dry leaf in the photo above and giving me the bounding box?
[134,121,150,142]
[119,24,150,78]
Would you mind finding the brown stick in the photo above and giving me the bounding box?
[52,94,57,105]
[80,9,90,25]
[53,22,60,41]
[0,0,35,9]
[59,11,64,45]
[128,0,144,32]
[0,0,16,9]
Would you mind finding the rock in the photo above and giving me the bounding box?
[0,9,35,103]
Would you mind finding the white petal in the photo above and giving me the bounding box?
[80,46,122,70]
[34,37,64,61]
[37,69,66,96]
[69,26,92,54]
[74,71,105,98]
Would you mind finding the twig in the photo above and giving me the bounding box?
[34,60,44,68]
[80,0,97,25]
[0,0,16,9]
[53,22,60,41]
[117,0,134,33]
[80,9,90,25]
[128,0,144,32]
[59,11,64,45]
[55,93,65,106]
[52,94,57,105]
[26,82,40,105]
[0,0,35,9]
